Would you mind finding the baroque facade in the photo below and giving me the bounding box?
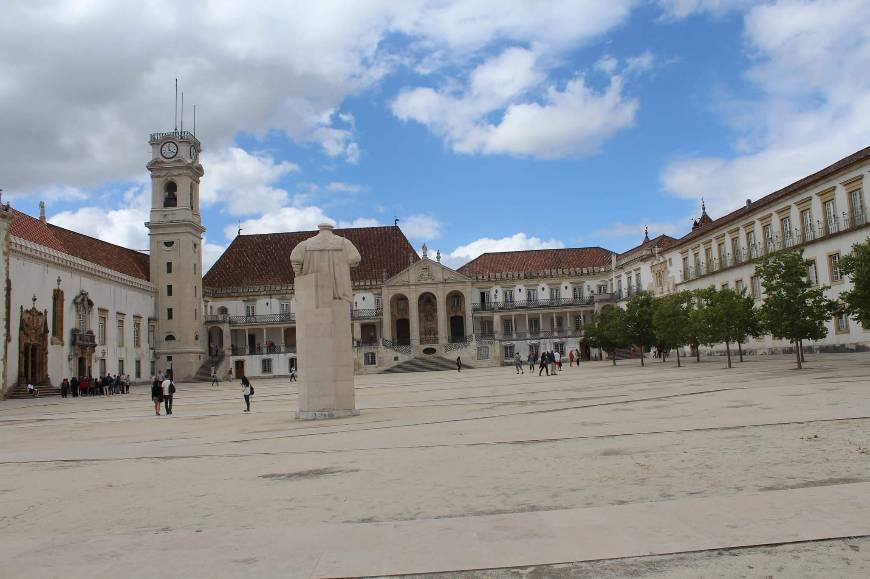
[3,134,869,395]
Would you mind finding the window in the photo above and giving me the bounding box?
[555,317,564,331]
[597,284,608,295]
[829,253,842,282]
[762,224,774,253]
[682,256,689,279]
[850,188,865,225]
[526,288,538,303]
[261,358,273,374]
[635,272,641,290]
[99,358,106,376]
[750,275,760,299]
[824,199,837,234]
[704,247,713,271]
[135,359,141,379]
[375,295,383,310]
[731,237,740,263]
[166,284,173,297]
[801,208,813,242]
[364,352,377,366]
[735,279,745,294]
[693,252,701,272]
[167,308,173,320]
[118,359,125,374]
[528,342,540,357]
[51,288,64,340]
[163,181,177,208]
[617,279,623,295]
[781,216,792,246]
[476,346,490,360]
[166,262,173,274]
[133,320,141,348]
[148,324,155,348]
[165,334,176,341]
[574,315,583,330]
[503,289,514,304]
[150,361,156,377]
[530,318,540,334]
[554,342,565,355]
[98,314,107,345]
[481,320,494,336]
[835,314,850,333]
[717,242,726,268]
[549,287,559,301]
[279,302,290,314]
[746,230,757,257]
[503,344,515,360]
[117,317,125,347]
[79,306,87,331]
[502,319,513,336]
[807,259,818,286]
[245,304,256,317]
[721,282,729,290]
[572,286,583,301]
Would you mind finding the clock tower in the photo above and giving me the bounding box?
[145,130,205,381]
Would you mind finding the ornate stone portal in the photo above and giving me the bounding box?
[290,224,361,419]
[19,296,48,386]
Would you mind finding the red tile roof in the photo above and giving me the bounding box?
[458,247,615,277]
[10,209,151,281]
[203,226,418,289]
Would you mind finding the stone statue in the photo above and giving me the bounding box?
[289,224,361,419]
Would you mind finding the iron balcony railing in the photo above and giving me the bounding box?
[351,307,383,320]
[476,329,584,341]
[230,344,297,356]
[680,208,867,282]
[206,307,382,325]
[70,329,96,348]
[472,296,595,312]
[149,130,197,143]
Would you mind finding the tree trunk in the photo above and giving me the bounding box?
[725,341,731,369]
[676,346,681,367]
[800,339,806,363]
[612,348,616,366]
[738,342,744,363]
[794,340,802,369]
[695,341,700,363]
[640,342,644,367]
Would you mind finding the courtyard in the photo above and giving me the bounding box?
[1,354,869,577]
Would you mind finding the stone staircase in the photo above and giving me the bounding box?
[193,354,224,382]
[6,382,61,399]
[382,356,473,374]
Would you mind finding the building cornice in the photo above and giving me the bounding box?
[11,237,156,293]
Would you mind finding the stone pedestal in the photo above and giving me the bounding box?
[294,273,358,420]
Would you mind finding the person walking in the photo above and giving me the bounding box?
[289,366,297,382]
[568,349,574,367]
[554,350,561,372]
[71,376,79,398]
[60,378,69,398]
[241,376,253,412]
[538,352,549,376]
[151,377,163,416]
[210,368,219,388]
[514,353,524,374]
[456,356,462,372]
[161,375,175,415]
[528,352,536,373]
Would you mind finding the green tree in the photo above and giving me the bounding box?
[652,291,691,367]
[687,288,716,363]
[706,288,762,368]
[839,237,870,328]
[756,250,837,369]
[624,292,656,366]
[587,305,629,365]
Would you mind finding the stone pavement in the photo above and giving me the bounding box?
[0,354,868,577]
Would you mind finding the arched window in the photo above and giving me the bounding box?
[164,181,178,208]
[165,334,176,341]
[218,306,229,315]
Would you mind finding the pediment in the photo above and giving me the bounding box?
[384,257,470,286]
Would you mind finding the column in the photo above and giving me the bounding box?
[493,314,502,338]
[382,292,392,342]
[464,287,473,340]
[262,328,267,353]
[409,290,420,349]
[352,321,361,342]
[437,288,448,345]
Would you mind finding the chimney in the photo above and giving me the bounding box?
[39,201,46,222]
[745,198,751,208]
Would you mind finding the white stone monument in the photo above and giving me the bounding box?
[290,224,361,419]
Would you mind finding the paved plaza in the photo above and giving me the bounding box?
[1,354,869,577]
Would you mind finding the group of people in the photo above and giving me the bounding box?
[56,374,131,398]
[513,349,584,376]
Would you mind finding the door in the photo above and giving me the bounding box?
[395,319,410,345]
[234,360,245,378]
[449,316,464,342]
[78,357,86,378]
[247,334,256,354]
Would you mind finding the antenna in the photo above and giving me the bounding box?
[174,78,178,131]
[181,91,184,132]
[193,104,196,137]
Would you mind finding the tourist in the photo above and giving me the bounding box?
[158,370,164,383]
[538,352,549,376]
[568,349,574,367]
[210,368,219,388]
[150,377,163,416]
[456,356,462,372]
[289,366,297,382]
[514,353,524,374]
[70,376,79,398]
[27,382,38,397]
[241,376,253,412]
[125,374,131,394]
[528,352,535,373]
[554,350,562,372]
[60,378,69,398]
[161,374,175,415]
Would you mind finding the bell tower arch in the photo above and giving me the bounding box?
[145,130,205,380]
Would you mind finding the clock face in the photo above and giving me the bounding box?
[189,145,197,160]
[160,141,178,159]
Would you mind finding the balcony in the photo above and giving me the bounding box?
[231,344,297,356]
[472,296,594,312]
[476,329,584,341]
[70,329,96,349]
[351,307,383,320]
[207,307,383,326]
[149,130,197,143]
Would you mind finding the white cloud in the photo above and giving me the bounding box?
[202,236,227,274]
[660,0,870,216]
[400,214,443,240]
[657,0,754,20]
[444,232,564,268]
[325,182,367,194]
[200,147,299,215]
[49,182,150,251]
[227,206,334,239]
[338,217,380,228]
[591,220,689,239]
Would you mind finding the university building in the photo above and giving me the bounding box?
[2,133,868,396]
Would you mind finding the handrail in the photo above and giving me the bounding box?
[472,296,595,312]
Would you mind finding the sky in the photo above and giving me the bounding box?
[2,0,869,272]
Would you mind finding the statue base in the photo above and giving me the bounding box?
[296,409,360,421]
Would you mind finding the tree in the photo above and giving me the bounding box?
[756,250,838,369]
[587,306,629,365]
[624,292,656,366]
[652,291,691,367]
[839,237,870,328]
[706,288,762,368]
[687,288,716,363]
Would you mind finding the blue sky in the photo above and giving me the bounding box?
[2,1,868,270]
